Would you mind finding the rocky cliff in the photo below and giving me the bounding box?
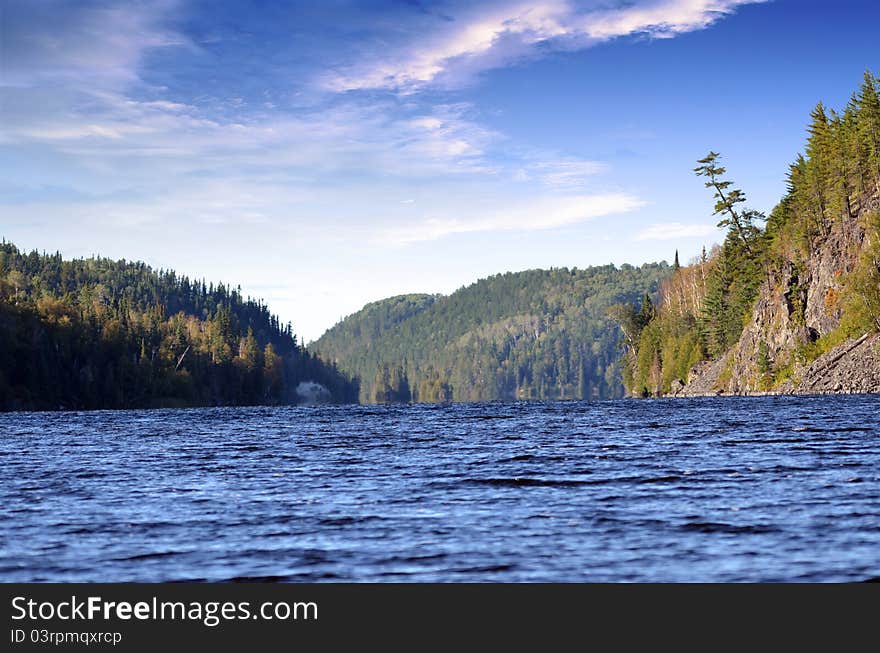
[671,194,880,397]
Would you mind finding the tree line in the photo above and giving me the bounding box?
[0,244,358,410]
[312,264,670,403]
[618,71,880,395]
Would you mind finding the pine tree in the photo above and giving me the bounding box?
[694,152,759,254]
[638,292,655,329]
[856,70,880,184]
[805,102,833,234]
[699,256,729,357]
[263,343,283,401]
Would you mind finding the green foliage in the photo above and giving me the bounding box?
[690,152,768,358]
[699,231,766,356]
[0,242,358,410]
[841,210,880,333]
[626,151,768,393]
[794,327,850,368]
[775,72,880,261]
[756,341,772,375]
[694,151,764,254]
[660,327,703,391]
[627,297,707,395]
[756,340,774,390]
[772,360,795,387]
[785,271,808,327]
[633,321,662,396]
[312,264,669,403]
[622,71,880,395]
[372,364,412,403]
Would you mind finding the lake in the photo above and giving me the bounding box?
[1,396,878,582]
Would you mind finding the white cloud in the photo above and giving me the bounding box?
[409,117,444,131]
[635,221,718,241]
[0,2,640,222]
[325,0,767,93]
[529,159,608,190]
[4,68,611,202]
[0,1,192,148]
[580,0,763,40]
[325,1,570,92]
[3,4,651,281]
[1,0,187,87]
[380,193,645,244]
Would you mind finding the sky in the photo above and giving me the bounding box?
[1,0,878,342]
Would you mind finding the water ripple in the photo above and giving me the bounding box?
[1,395,879,582]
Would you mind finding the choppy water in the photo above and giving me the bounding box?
[1,396,878,582]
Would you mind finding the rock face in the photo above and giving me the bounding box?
[670,357,727,396]
[672,205,880,397]
[802,216,861,335]
[780,333,880,394]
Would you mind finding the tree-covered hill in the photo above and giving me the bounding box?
[315,293,441,367]
[0,243,358,410]
[620,71,880,396]
[311,264,670,403]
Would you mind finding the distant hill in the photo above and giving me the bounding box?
[311,264,670,403]
[0,242,358,410]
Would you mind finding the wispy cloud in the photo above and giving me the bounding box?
[635,221,717,241]
[0,0,191,148]
[1,0,187,87]
[3,68,609,209]
[324,0,767,93]
[0,0,782,341]
[380,193,645,244]
[0,0,656,227]
[526,159,608,191]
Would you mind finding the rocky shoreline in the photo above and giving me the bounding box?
[658,189,880,401]
[669,332,880,397]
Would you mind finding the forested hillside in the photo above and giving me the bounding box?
[0,244,358,410]
[311,264,669,403]
[619,71,880,396]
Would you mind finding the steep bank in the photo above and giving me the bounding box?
[621,71,880,398]
[672,333,880,396]
[672,202,880,396]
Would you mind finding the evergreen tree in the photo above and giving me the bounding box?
[0,242,358,411]
[694,152,760,254]
[620,73,880,396]
[856,70,880,182]
[313,266,669,403]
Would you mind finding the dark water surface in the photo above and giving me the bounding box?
[1,396,878,582]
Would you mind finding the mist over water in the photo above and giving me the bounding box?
[1,396,878,582]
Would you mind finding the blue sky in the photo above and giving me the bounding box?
[1,0,878,341]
